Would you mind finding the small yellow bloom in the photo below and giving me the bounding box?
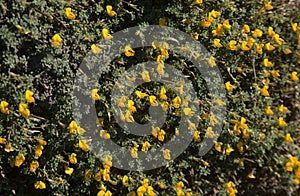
[252,29,263,37]
[30,160,39,172]
[200,19,212,27]
[247,171,256,179]
[194,131,201,142]
[183,108,194,116]
[158,183,168,189]
[278,117,287,127]
[78,139,89,152]
[261,85,270,97]
[236,142,244,152]
[157,129,166,142]
[0,137,6,145]
[69,153,77,164]
[292,23,300,32]
[127,100,137,112]
[265,2,273,10]
[124,45,135,57]
[91,44,101,54]
[285,133,294,143]
[25,90,35,103]
[106,5,116,17]
[52,34,62,47]
[131,147,138,158]
[247,37,255,48]
[195,0,202,5]
[225,145,234,155]
[210,10,221,18]
[256,43,264,54]
[15,154,25,167]
[91,89,101,101]
[157,63,164,75]
[206,127,215,138]
[163,149,171,160]
[278,104,288,113]
[135,91,148,99]
[270,70,280,78]
[137,186,147,196]
[265,42,275,51]
[212,24,224,36]
[239,158,245,167]
[223,19,231,29]
[35,145,43,157]
[159,18,167,27]
[0,101,9,114]
[142,70,151,82]
[100,130,111,139]
[265,106,274,115]
[176,181,184,192]
[161,101,169,111]
[65,7,76,19]
[225,81,235,91]
[242,24,250,33]
[240,41,250,51]
[172,96,181,109]
[213,39,223,48]
[34,181,46,189]
[125,110,135,122]
[229,40,238,51]
[294,178,300,185]
[65,166,74,175]
[69,120,78,134]
[141,141,151,152]
[263,58,273,67]
[274,34,284,45]
[118,96,126,107]
[122,175,129,186]
[291,71,299,81]
[149,95,158,106]
[283,48,292,54]
[160,87,168,100]
[19,103,30,118]
[214,142,223,152]
[102,28,113,40]
[84,169,92,181]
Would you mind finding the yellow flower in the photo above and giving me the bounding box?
[122,175,129,186]
[268,26,276,37]
[141,141,151,152]
[283,48,292,54]
[106,5,116,17]
[124,45,135,57]
[137,186,147,196]
[52,34,62,47]
[91,44,101,54]
[157,129,166,142]
[252,29,263,37]
[214,142,223,152]
[102,28,113,40]
[265,42,275,51]
[285,133,294,143]
[34,181,46,189]
[278,104,288,113]
[240,41,250,51]
[194,131,201,142]
[125,110,135,122]
[0,137,6,145]
[163,149,171,160]
[261,86,270,97]
[91,89,101,101]
[200,19,212,27]
[247,171,256,179]
[183,108,194,116]
[212,24,224,36]
[69,120,78,134]
[131,147,138,158]
[213,39,223,48]
[15,154,25,167]
[225,81,235,91]
[159,18,167,27]
[271,70,280,78]
[25,90,35,103]
[263,58,273,67]
[274,34,284,45]
[172,96,181,109]
[0,101,9,114]
[102,168,110,181]
[157,63,164,75]
[94,172,101,181]
[278,117,287,127]
[65,166,74,175]
[78,139,89,152]
[65,7,76,19]
[242,24,250,33]
[206,127,215,138]
[69,153,77,164]
[291,71,299,81]
[100,130,111,139]
[149,96,158,106]
[176,181,184,192]
[229,40,238,51]
[19,103,30,118]
[35,145,43,157]
[161,101,169,111]
[292,23,300,32]
[239,158,245,167]
[265,106,274,115]
[247,37,255,48]
[236,142,244,152]
[255,43,264,54]
[84,169,92,181]
[294,178,300,185]
[142,70,151,82]
[135,91,148,99]
[265,2,273,10]
[30,160,39,172]
[127,100,137,112]
[227,181,237,195]
[222,19,231,29]
[210,10,221,18]
[158,183,168,189]
[195,0,202,5]
[118,96,126,107]
[160,87,168,100]
[225,145,234,155]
